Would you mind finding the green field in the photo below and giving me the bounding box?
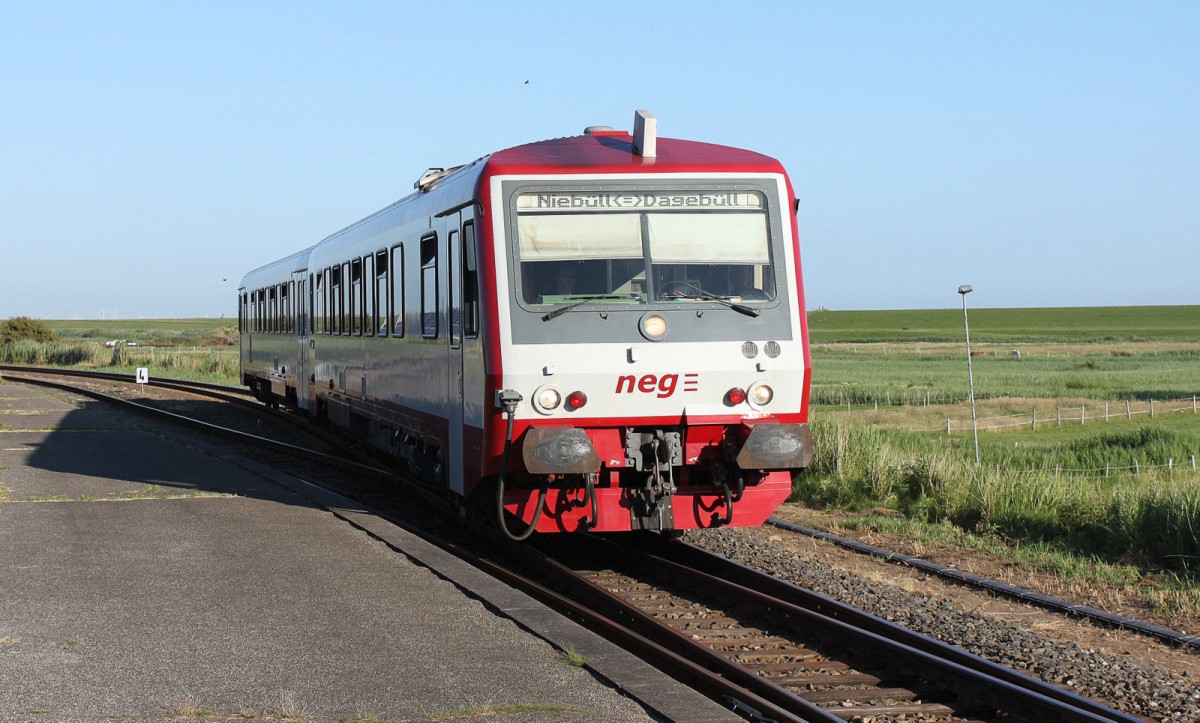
[799,307,1199,617]
[2,318,238,384]
[44,318,236,347]
[808,304,1200,343]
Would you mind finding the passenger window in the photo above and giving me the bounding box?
[315,270,326,334]
[375,250,388,337]
[330,265,343,334]
[421,233,438,338]
[351,258,363,336]
[391,245,405,337]
[449,229,461,347]
[463,222,479,338]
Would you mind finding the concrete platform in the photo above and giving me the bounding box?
[0,379,737,722]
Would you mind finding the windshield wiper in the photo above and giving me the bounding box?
[542,294,641,321]
[662,291,760,318]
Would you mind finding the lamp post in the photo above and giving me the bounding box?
[958,285,980,466]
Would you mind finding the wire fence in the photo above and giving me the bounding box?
[824,395,1200,479]
[929,396,1200,434]
[967,457,1199,479]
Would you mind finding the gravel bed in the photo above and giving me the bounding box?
[685,527,1199,721]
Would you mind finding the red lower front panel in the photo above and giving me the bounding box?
[501,471,793,533]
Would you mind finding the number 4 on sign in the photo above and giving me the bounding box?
[136,367,149,387]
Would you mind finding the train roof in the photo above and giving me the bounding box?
[482,132,785,177]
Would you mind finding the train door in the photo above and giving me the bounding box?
[293,270,310,411]
[446,211,466,494]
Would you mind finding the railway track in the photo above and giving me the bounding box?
[502,534,1141,722]
[766,516,1200,652]
[0,367,1149,720]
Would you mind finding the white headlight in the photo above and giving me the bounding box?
[749,383,774,406]
[639,313,668,341]
[535,385,562,412]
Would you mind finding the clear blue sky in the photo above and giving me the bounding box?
[2,1,1196,319]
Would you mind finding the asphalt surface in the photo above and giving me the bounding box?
[0,378,737,722]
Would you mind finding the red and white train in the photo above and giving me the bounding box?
[239,110,813,538]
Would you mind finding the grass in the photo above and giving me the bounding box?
[1,318,240,384]
[1,338,240,384]
[797,307,1200,621]
[44,318,236,347]
[811,343,1200,406]
[785,507,1200,625]
[795,417,1200,570]
[807,305,1200,344]
[557,645,587,667]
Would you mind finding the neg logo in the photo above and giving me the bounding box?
[614,373,699,399]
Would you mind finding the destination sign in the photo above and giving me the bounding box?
[519,191,763,212]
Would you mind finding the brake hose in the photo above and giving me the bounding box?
[495,391,546,541]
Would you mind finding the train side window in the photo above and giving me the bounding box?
[350,258,363,336]
[256,288,265,333]
[391,245,405,337]
[330,265,342,334]
[281,283,291,334]
[449,229,461,347]
[374,250,388,337]
[463,221,479,338]
[364,255,375,337]
[340,261,350,335]
[421,233,438,338]
[315,271,325,334]
[307,273,315,335]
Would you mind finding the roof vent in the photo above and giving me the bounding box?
[583,125,615,135]
[632,109,657,158]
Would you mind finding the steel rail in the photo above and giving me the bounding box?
[664,539,1143,722]
[0,372,394,482]
[0,364,251,397]
[557,536,1135,722]
[767,516,1200,651]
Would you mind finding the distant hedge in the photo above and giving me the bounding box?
[1,316,58,343]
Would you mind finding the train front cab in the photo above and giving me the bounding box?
[488,174,814,536]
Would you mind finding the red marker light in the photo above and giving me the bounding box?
[727,387,747,405]
[566,391,588,410]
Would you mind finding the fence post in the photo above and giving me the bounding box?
[1193,455,1197,470]
[1031,408,1037,431]
[1057,406,1062,428]
[1135,460,1139,474]
[1127,400,1132,420]
[874,401,878,412]
[1104,402,1109,422]
[1055,464,1061,477]
[1194,395,1197,414]
[1150,399,1155,418]
[1081,405,1086,425]
[1105,464,1109,478]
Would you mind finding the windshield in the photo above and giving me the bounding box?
[515,190,775,306]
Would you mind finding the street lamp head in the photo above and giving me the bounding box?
[958,285,973,295]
